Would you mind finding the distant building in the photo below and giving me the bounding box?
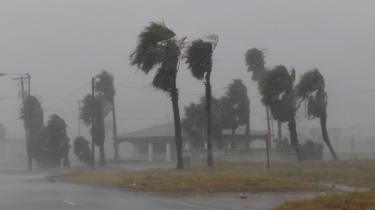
[117,123,266,162]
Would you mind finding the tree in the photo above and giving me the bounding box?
[245,48,283,144]
[95,70,119,162]
[185,35,218,167]
[21,97,71,167]
[20,96,44,166]
[46,114,70,167]
[258,65,301,161]
[245,48,266,81]
[73,136,91,165]
[221,79,250,135]
[182,96,222,149]
[296,69,339,160]
[0,123,6,159]
[130,22,186,169]
[80,94,106,166]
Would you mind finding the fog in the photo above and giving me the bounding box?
[0,0,374,146]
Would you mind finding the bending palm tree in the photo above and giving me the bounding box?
[258,66,302,161]
[185,35,218,167]
[296,69,338,160]
[95,71,119,162]
[80,94,106,166]
[130,22,185,169]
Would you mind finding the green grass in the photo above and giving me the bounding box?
[255,159,375,187]
[51,159,375,194]
[274,190,375,210]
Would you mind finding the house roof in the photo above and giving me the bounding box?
[119,123,177,138]
[119,122,265,139]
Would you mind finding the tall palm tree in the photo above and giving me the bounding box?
[95,70,119,162]
[130,22,185,169]
[185,36,218,167]
[258,66,302,161]
[245,48,266,81]
[80,94,106,166]
[296,69,339,160]
[245,48,283,145]
[20,96,43,167]
[221,79,250,136]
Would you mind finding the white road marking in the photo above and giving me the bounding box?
[63,200,77,206]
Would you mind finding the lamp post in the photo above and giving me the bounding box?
[0,73,32,171]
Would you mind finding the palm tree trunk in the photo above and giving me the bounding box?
[112,98,119,162]
[320,117,339,160]
[277,121,282,142]
[0,140,4,160]
[288,118,301,161]
[170,84,184,169]
[245,108,250,136]
[99,144,106,166]
[205,77,214,168]
[63,155,70,167]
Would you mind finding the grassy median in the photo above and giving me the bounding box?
[50,159,375,194]
[274,190,375,210]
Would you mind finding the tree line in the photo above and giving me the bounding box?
[19,21,337,169]
[182,79,250,149]
[130,22,338,169]
[20,70,117,168]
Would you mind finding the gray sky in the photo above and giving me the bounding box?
[0,0,374,139]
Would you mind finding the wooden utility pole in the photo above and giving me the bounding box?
[13,75,32,171]
[112,97,119,162]
[78,101,81,136]
[91,78,95,170]
[265,106,271,171]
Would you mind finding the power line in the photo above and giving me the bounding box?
[115,82,201,96]
[44,81,89,110]
[330,89,375,96]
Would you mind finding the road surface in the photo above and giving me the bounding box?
[0,168,320,210]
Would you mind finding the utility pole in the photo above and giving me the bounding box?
[1,72,32,171]
[78,101,81,136]
[265,106,271,171]
[91,78,95,170]
[112,97,119,162]
[351,136,356,159]
[13,75,32,171]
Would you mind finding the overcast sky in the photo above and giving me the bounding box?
[0,0,374,139]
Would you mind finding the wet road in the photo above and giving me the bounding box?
[0,169,250,210]
[0,168,324,210]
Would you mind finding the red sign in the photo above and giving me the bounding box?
[263,133,271,141]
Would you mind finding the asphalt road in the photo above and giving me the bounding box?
[0,167,325,210]
[0,169,251,210]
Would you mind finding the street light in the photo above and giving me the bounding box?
[0,72,32,171]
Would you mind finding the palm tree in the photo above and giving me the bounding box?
[258,65,302,161]
[245,48,283,145]
[223,79,250,136]
[296,69,339,160]
[130,22,186,169]
[0,123,5,159]
[245,48,266,81]
[20,95,44,168]
[185,36,218,167]
[95,70,119,162]
[80,94,106,166]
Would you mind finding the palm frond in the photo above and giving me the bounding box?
[95,70,115,103]
[296,69,325,98]
[245,48,266,81]
[130,22,176,73]
[185,39,213,80]
[151,40,180,92]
